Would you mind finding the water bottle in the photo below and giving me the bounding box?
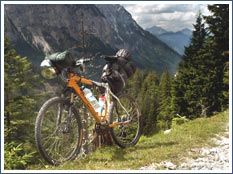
[81,86,101,112]
[98,95,106,116]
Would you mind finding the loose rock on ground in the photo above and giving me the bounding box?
[140,128,230,171]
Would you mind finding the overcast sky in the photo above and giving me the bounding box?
[122,3,211,32]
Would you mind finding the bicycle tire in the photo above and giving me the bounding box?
[108,93,142,148]
[35,96,83,165]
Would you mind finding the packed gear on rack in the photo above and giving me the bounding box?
[101,49,136,94]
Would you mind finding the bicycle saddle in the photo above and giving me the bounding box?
[101,55,118,62]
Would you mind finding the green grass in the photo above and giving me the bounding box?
[29,110,229,170]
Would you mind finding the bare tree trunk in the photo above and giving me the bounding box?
[91,125,114,151]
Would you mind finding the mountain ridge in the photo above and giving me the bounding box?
[146,26,192,55]
[4,4,182,74]
[146,26,168,36]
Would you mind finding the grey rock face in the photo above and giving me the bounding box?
[5,4,181,73]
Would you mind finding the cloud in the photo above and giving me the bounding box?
[122,4,210,32]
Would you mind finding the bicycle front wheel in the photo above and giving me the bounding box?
[109,93,142,148]
[35,97,83,165]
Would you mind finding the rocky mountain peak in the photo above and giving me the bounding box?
[146,26,168,36]
[5,4,181,73]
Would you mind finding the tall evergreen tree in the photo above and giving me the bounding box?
[157,69,172,130]
[193,4,229,114]
[172,12,208,118]
[4,38,43,148]
[138,71,160,134]
[204,4,229,109]
[4,38,43,169]
[172,5,229,118]
[126,70,146,98]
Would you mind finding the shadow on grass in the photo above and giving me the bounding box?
[111,147,128,161]
[108,141,179,161]
[137,141,179,150]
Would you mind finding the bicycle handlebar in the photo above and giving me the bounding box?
[75,57,93,66]
[75,53,118,67]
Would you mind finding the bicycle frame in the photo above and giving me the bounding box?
[67,72,110,125]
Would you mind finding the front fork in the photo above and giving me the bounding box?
[57,88,75,133]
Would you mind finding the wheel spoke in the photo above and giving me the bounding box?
[35,97,83,165]
[110,94,142,148]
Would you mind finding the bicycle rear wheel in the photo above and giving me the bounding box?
[109,93,142,148]
[35,97,83,165]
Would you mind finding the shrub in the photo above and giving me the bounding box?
[172,116,188,126]
[4,142,35,170]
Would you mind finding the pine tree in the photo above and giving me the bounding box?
[157,69,172,130]
[172,12,208,118]
[138,71,160,134]
[4,38,43,151]
[193,4,229,114]
[172,5,229,118]
[126,70,146,98]
[204,4,229,109]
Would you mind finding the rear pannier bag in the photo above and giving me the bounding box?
[45,50,75,73]
[117,57,136,78]
[101,49,136,94]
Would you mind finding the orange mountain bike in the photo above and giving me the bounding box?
[35,53,142,165]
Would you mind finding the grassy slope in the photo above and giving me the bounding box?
[31,110,229,170]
